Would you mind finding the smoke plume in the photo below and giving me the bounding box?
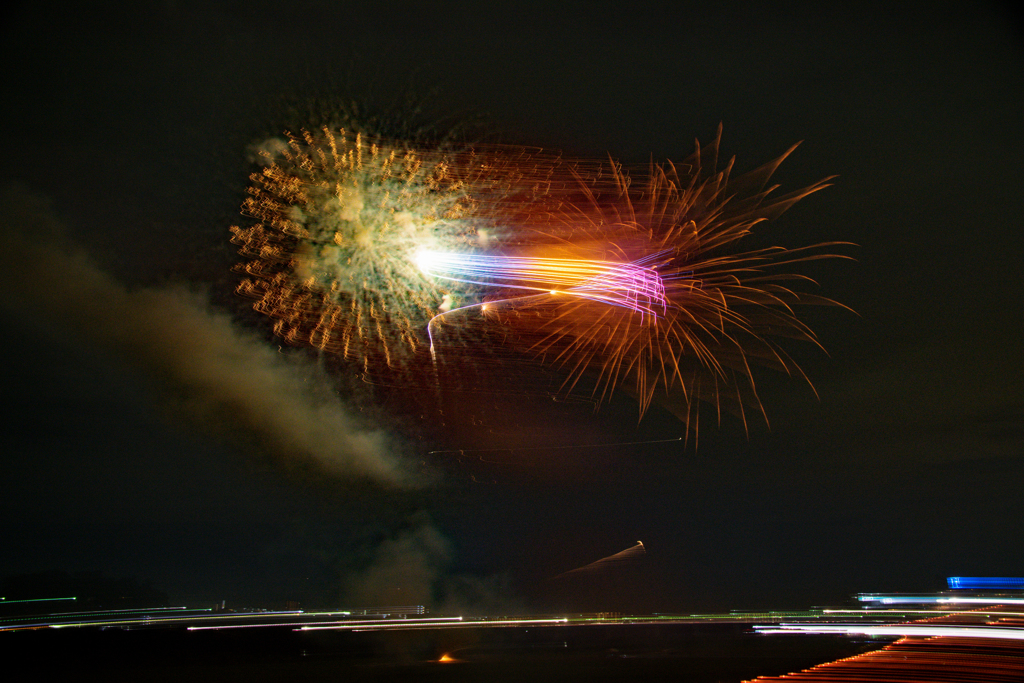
[343,512,523,615]
[0,184,414,486]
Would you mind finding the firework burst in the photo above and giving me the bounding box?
[469,126,851,435]
[230,128,533,376]
[231,124,848,434]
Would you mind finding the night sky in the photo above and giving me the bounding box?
[2,1,1022,614]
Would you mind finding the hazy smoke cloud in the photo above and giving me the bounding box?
[343,512,522,615]
[0,184,413,485]
[344,512,451,607]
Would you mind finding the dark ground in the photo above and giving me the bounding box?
[4,622,876,683]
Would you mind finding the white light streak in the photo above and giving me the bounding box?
[756,623,1024,641]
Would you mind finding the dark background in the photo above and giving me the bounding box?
[2,1,1022,613]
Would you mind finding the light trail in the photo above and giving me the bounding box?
[948,577,1024,589]
[320,617,570,632]
[191,616,462,632]
[858,594,1024,606]
[755,623,1024,641]
[415,250,668,317]
[939,597,1024,606]
[746,626,1024,682]
[30,610,304,631]
[823,609,1024,618]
